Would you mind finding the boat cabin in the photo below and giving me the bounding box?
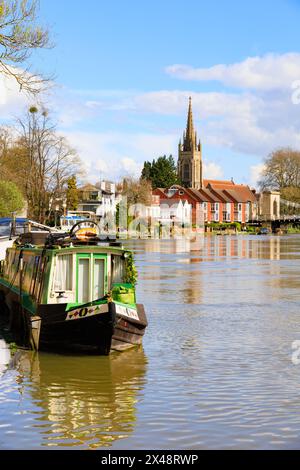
[1,241,132,311]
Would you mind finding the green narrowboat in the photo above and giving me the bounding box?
[0,221,147,354]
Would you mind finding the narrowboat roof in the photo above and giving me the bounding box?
[8,241,129,256]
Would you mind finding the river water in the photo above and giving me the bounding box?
[1,235,300,450]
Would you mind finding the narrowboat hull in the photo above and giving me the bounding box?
[0,286,147,354]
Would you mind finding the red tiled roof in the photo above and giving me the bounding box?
[204,179,235,188]
[230,185,256,202]
[200,188,223,203]
[153,182,256,204]
[184,188,207,202]
[152,188,168,197]
[208,186,233,203]
[223,186,256,203]
[187,188,223,203]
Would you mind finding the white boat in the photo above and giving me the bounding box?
[0,236,16,260]
[0,218,61,260]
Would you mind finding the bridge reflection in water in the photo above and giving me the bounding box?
[6,348,147,449]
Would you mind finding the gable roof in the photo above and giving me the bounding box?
[204,179,235,188]
[208,186,233,203]
[160,198,188,207]
[199,188,222,203]
[223,186,256,203]
[78,184,99,192]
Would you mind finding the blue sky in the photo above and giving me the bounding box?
[2,0,300,185]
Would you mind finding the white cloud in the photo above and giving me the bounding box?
[0,72,30,121]
[121,157,143,178]
[203,162,223,180]
[249,163,266,187]
[63,131,178,183]
[95,159,109,174]
[166,53,300,90]
[2,53,300,188]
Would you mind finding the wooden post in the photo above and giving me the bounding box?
[30,316,42,350]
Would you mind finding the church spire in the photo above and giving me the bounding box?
[178,96,203,189]
[184,96,195,151]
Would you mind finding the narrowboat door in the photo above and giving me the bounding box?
[76,254,107,303]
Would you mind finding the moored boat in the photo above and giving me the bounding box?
[0,221,147,354]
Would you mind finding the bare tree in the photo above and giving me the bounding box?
[0,0,52,94]
[259,148,300,191]
[121,177,152,207]
[14,107,83,223]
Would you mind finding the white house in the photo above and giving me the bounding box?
[77,181,117,219]
[159,199,192,225]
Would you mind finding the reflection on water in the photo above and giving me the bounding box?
[0,340,11,378]
[0,349,147,449]
[1,235,300,449]
[138,234,297,260]
[130,235,300,306]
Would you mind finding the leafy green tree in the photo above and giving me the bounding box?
[0,180,24,216]
[66,175,78,211]
[141,155,179,189]
[141,161,152,180]
[0,0,51,94]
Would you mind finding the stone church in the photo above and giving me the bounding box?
[177,97,203,189]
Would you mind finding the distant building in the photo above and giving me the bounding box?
[178,97,203,189]
[153,182,257,226]
[257,191,280,221]
[152,98,260,226]
[159,199,192,225]
[77,181,117,219]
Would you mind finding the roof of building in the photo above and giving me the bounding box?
[204,179,235,188]
[152,181,257,205]
[185,188,211,202]
[78,184,99,192]
[208,186,233,203]
[152,188,168,197]
[223,185,256,203]
[160,198,188,207]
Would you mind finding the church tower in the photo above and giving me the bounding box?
[178,97,203,189]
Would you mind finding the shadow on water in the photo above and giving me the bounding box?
[0,344,148,449]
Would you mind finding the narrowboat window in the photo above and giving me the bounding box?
[93,258,105,300]
[111,255,124,284]
[78,258,90,303]
[54,254,73,292]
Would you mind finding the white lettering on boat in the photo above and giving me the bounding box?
[66,303,109,321]
[115,304,139,321]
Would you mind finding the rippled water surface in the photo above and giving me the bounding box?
[1,235,300,449]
